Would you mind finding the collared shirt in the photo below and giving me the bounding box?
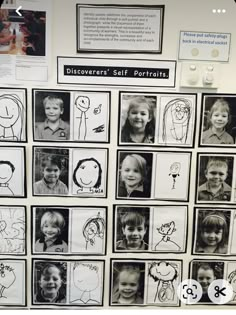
[202,128,234,144]
[112,293,143,304]
[121,132,154,144]
[116,239,148,250]
[118,182,150,198]
[35,119,70,140]
[198,181,231,201]
[35,237,68,253]
[34,179,68,195]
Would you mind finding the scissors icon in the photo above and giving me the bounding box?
[214,286,226,298]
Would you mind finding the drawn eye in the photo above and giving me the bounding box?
[79,165,85,170]
[94,165,98,169]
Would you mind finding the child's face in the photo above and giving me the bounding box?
[43,164,61,184]
[201,228,223,247]
[122,222,146,248]
[197,268,215,293]
[210,110,228,131]
[42,222,60,240]
[205,164,227,188]
[128,104,151,131]
[39,267,62,297]
[44,100,63,122]
[118,270,139,300]
[121,156,142,189]
[0,164,13,184]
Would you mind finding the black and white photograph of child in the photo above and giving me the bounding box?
[0,89,26,142]
[69,261,104,305]
[147,261,181,305]
[158,94,196,146]
[111,261,145,305]
[194,209,230,255]
[119,94,156,144]
[70,208,106,254]
[33,208,69,254]
[151,206,187,252]
[33,147,69,196]
[72,148,107,197]
[0,147,25,197]
[0,207,26,254]
[197,155,234,202]
[73,92,110,142]
[191,260,224,303]
[33,260,67,304]
[0,260,26,306]
[200,95,236,146]
[115,207,149,252]
[117,151,153,199]
[34,90,70,141]
[154,152,191,201]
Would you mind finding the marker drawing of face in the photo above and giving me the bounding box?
[73,158,102,189]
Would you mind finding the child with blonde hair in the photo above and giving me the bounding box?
[121,96,155,143]
[202,98,234,144]
[118,154,150,198]
[35,210,68,252]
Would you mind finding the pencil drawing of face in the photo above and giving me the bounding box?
[157,221,176,236]
[82,212,105,249]
[75,96,90,113]
[162,98,191,144]
[73,262,99,292]
[0,263,16,298]
[169,162,181,190]
[73,158,102,189]
[0,161,15,184]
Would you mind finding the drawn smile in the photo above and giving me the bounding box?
[80,178,92,185]
[0,115,13,119]
[0,176,7,179]
[158,271,171,277]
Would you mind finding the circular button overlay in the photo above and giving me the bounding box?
[177,279,203,304]
[208,279,233,305]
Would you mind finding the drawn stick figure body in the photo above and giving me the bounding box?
[75,96,90,141]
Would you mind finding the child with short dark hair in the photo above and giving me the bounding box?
[34,155,68,195]
[35,263,66,303]
[35,211,68,252]
[121,96,155,143]
[116,211,148,250]
[196,263,216,303]
[112,264,143,304]
[35,95,70,140]
[202,98,234,144]
[196,212,228,254]
[198,158,231,201]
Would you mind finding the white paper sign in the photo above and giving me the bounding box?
[179,31,231,62]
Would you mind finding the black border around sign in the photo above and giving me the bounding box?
[191,206,236,257]
[0,146,26,198]
[109,258,182,307]
[57,56,177,88]
[178,30,231,62]
[115,149,192,202]
[195,152,236,205]
[32,145,109,198]
[112,204,188,254]
[31,258,105,307]
[0,87,27,143]
[76,4,165,54]
[117,91,198,148]
[198,93,236,148]
[0,205,27,256]
[0,258,27,307]
[32,88,111,144]
[30,205,108,256]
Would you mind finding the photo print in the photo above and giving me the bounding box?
[110,259,182,306]
[116,150,153,199]
[154,152,191,201]
[33,147,69,196]
[0,88,26,142]
[0,9,46,56]
[0,146,25,197]
[33,89,110,143]
[146,260,182,306]
[68,261,104,305]
[190,260,225,304]
[32,206,106,255]
[113,205,187,253]
[32,259,105,306]
[0,259,26,306]
[0,207,26,254]
[196,153,234,203]
[118,92,196,147]
[71,148,108,197]
[199,94,236,147]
